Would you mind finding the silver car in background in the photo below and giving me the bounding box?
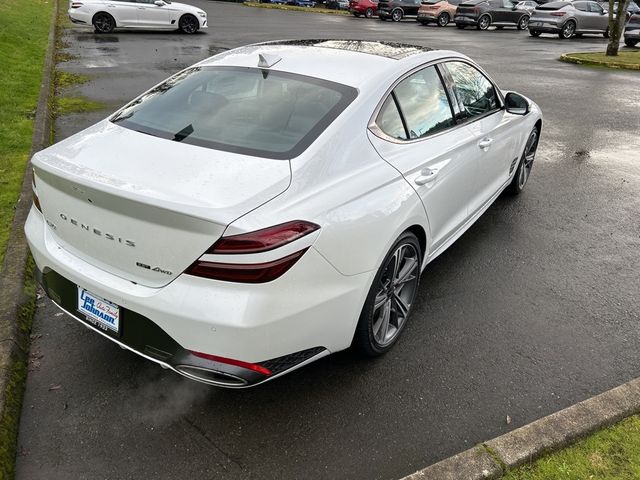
[515,1,538,13]
[528,0,609,38]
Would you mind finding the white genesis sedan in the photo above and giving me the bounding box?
[68,0,207,34]
[26,41,542,387]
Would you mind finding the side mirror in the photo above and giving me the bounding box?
[154,0,165,5]
[505,92,529,115]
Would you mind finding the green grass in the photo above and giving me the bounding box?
[504,415,640,480]
[560,50,640,70]
[54,96,105,115]
[244,2,350,14]
[0,0,54,267]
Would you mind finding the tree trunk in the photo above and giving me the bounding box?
[606,0,631,56]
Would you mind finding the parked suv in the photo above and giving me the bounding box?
[529,1,609,38]
[349,0,379,17]
[625,13,640,47]
[417,0,462,26]
[377,0,422,20]
[454,0,531,29]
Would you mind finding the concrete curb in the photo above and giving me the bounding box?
[0,0,58,467]
[401,377,640,479]
[559,53,640,70]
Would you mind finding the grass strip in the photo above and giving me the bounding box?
[0,0,55,267]
[243,2,350,15]
[504,415,640,480]
[560,50,640,70]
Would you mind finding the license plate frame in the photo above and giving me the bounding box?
[77,287,121,336]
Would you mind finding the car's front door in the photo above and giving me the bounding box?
[587,1,608,30]
[367,64,479,252]
[134,0,171,27]
[503,0,521,23]
[106,0,139,26]
[442,60,519,216]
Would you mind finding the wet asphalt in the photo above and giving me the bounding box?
[15,2,640,479]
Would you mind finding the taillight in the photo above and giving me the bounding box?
[186,249,308,283]
[190,351,272,376]
[71,2,83,8]
[473,6,480,12]
[207,220,320,254]
[550,11,566,16]
[32,170,42,213]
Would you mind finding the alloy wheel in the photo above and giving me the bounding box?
[518,129,538,189]
[179,15,198,34]
[438,12,449,26]
[479,15,490,30]
[371,243,419,346]
[365,7,374,17]
[561,21,575,38]
[392,9,403,21]
[93,13,114,33]
[518,15,529,30]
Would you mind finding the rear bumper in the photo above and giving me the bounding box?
[454,15,478,25]
[68,8,92,25]
[417,13,438,21]
[25,208,373,387]
[528,19,562,31]
[625,29,640,39]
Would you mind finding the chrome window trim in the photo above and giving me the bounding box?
[368,56,505,145]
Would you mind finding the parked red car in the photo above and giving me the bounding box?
[349,0,379,17]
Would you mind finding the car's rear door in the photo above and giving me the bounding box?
[367,64,478,252]
[587,1,608,30]
[106,0,139,26]
[441,60,519,216]
[133,0,170,27]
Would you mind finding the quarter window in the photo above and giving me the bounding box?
[445,61,498,120]
[376,96,407,140]
[574,2,589,11]
[392,66,455,139]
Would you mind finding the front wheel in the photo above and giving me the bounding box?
[92,12,115,33]
[353,232,422,356]
[365,7,374,17]
[517,15,529,30]
[478,14,490,30]
[437,12,449,26]
[559,20,575,39]
[391,8,403,21]
[507,127,539,195]
[178,14,199,34]
[529,29,541,36]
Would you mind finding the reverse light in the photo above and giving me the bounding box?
[207,220,320,254]
[185,249,308,283]
[550,11,566,15]
[189,351,272,376]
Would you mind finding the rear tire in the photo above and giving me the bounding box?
[517,15,529,30]
[178,14,199,34]
[365,7,374,17]
[625,38,639,47]
[478,14,490,30]
[437,12,449,26]
[353,232,422,357]
[92,12,115,33]
[558,20,575,39]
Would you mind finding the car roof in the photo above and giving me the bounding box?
[197,40,462,89]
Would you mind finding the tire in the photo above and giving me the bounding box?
[529,29,541,36]
[517,15,529,30]
[178,14,199,34]
[625,38,639,47]
[507,127,539,196]
[92,12,115,34]
[558,20,575,39]
[353,232,422,356]
[437,12,449,26]
[478,14,491,30]
[391,8,403,21]
[603,27,609,38]
[365,7,374,17]
[456,23,465,28]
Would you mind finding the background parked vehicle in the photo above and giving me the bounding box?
[288,0,316,6]
[528,1,609,38]
[417,0,462,26]
[599,1,640,21]
[349,0,379,16]
[454,0,531,30]
[625,13,640,46]
[327,0,349,8]
[515,0,538,13]
[377,0,422,20]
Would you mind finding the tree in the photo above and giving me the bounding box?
[606,0,632,56]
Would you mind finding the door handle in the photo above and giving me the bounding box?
[414,168,439,185]
[478,137,493,150]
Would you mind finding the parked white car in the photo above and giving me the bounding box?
[68,0,207,34]
[26,40,542,388]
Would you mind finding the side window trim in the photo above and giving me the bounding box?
[391,91,411,140]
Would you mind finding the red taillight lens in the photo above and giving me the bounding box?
[185,248,308,283]
[208,220,320,254]
[190,351,272,376]
[550,11,566,16]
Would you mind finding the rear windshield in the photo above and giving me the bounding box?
[536,1,568,9]
[111,66,358,160]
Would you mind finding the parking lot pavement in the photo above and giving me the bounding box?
[16,2,640,479]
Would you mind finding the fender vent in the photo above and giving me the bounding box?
[509,157,519,174]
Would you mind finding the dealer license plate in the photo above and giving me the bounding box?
[77,287,120,335]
